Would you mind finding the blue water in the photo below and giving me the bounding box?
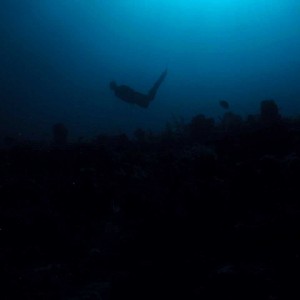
[1,0,300,140]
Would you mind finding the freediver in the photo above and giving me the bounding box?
[109,69,167,108]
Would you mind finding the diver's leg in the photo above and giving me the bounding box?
[147,69,168,101]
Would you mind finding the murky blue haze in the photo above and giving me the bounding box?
[1,0,300,140]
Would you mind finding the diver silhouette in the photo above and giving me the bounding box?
[110,69,167,108]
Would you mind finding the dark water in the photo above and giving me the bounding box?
[1,0,300,139]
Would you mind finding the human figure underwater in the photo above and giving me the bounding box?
[109,69,168,108]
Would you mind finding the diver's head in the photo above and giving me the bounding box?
[110,81,117,91]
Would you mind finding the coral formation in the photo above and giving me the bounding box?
[0,100,299,299]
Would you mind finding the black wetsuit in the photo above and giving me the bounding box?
[110,69,167,108]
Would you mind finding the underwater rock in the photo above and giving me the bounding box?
[260,100,281,125]
[221,112,243,132]
[133,128,146,143]
[219,100,229,109]
[189,114,215,139]
[52,123,68,145]
[3,136,16,147]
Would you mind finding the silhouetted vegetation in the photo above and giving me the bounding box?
[1,100,300,299]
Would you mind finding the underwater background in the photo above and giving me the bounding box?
[1,0,300,140]
[2,1,300,299]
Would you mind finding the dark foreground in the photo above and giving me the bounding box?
[1,102,300,299]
